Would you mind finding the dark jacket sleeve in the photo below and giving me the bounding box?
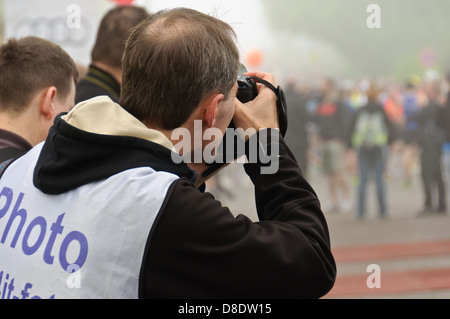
[140,129,336,299]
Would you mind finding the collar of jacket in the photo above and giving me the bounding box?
[84,65,121,100]
[33,96,197,195]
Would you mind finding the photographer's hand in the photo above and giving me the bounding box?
[233,71,279,137]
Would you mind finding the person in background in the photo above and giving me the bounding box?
[413,81,447,216]
[382,86,404,180]
[75,5,149,104]
[0,36,78,164]
[313,77,353,213]
[284,79,310,176]
[349,84,394,219]
[402,81,421,188]
[437,73,450,195]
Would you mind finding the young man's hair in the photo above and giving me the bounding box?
[119,8,240,130]
[91,5,149,69]
[0,36,78,114]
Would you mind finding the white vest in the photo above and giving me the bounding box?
[0,143,178,299]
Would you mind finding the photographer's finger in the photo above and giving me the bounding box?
[243,71,276,86]
[234,91,278,131]
[233,98,253,131]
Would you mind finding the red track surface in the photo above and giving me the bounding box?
[333,240,450,263]
[326,240,450,298]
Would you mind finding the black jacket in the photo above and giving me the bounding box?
[313,99,352,141]
[436,91,450,144]
[75,65,121,104]
[413,102,445,153]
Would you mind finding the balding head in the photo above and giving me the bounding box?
[119,8,240,130]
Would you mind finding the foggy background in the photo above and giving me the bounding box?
[2,0,448,83]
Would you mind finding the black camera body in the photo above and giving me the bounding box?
[226,75,258,131]
[202,74,288,178]
[236,75,258,103]
[235,74,288,137]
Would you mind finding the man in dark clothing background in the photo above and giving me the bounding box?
[415,81,447,215]
[284,80,310,176]
[75,5,149,104]
[313,78,353,213]
[437,73,450,198]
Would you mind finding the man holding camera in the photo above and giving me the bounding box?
[0,8,335,298]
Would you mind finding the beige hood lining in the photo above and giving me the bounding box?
[62,96,175,151]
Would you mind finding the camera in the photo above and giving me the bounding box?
[202,73,288,178]
[226,75,258,131]
[236,75,258,103]
[235,74,288,137]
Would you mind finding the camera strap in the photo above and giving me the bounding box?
[248,76,288,137]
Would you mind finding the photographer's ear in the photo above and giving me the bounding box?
[202,93,224,128]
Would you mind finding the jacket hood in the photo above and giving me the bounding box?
[33,96,197,194]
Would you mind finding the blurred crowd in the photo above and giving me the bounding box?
[282,71,450,219]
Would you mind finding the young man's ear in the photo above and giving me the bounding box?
[40,86,58,120]
[202,93,224,128]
